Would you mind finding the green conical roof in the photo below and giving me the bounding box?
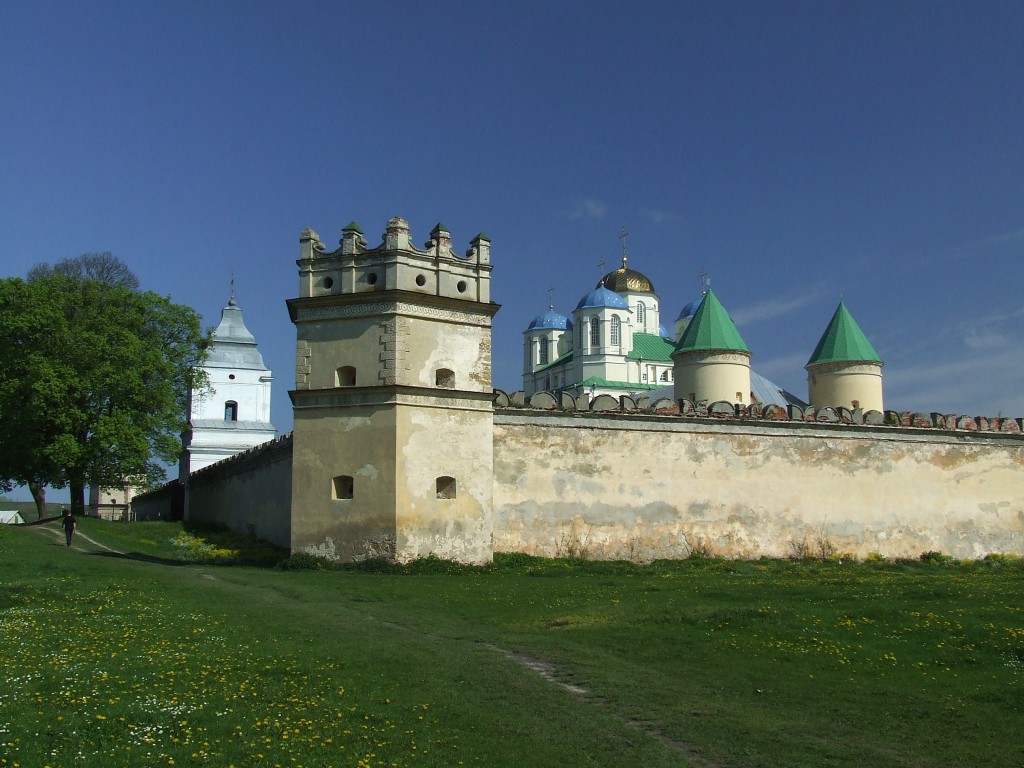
[806,302,881,366]
[673,289,750,354]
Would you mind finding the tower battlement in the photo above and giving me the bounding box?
[297,217,491,304]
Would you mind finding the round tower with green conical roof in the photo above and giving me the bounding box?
[805,302,883,411]
[671,289,752,405]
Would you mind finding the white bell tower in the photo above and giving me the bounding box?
[185,291,276,473]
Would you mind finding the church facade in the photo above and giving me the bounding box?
[135,216,1023,563]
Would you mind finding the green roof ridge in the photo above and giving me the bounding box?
[472,232,490,242]
[806,302,881,366]
[342,221,363,234]
[577,376,661,391]
[430,222,449,235]
[535,349,573,372]
[626,333,676,362]
[673,289,749,354]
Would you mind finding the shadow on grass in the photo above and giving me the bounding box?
[90,550,192,567]
[23,516,64,526]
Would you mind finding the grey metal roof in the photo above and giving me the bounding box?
[750,370,807,408]
[205,298,268,369]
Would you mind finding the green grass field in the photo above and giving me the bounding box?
[1,517,1021,768]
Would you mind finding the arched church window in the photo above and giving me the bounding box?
[336,366,356,387]
[610,316,620,346]
[436,476,457,499]
[436,368,455,388]
[636,301,646,328]
[224,401,238,421]
[590,316,600,348]
[660,369,669,382]
[539,337,549,364]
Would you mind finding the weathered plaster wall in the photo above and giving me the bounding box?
[188,435,292,548]
[394,399,494,564]
[493,411,1024,560]
[288,392,494,564]
[290,402,400,561]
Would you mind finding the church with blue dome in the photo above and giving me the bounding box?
[523,254,679,398]
[523,252,803,406]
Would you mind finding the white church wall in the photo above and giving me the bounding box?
[192,369,272,423]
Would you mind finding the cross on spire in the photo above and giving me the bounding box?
[229,273,237,306]
[699,267,710,295]
[618,226,629,267]
[597,257,606,275]
[547,283,554,309]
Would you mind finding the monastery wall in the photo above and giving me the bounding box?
[492,409,1024,561]
[188,434,293,548]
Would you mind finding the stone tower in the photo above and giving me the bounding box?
[287,217,498,563]
[806,302,883,412]
[671,288,751,405]
[185,293,276,473]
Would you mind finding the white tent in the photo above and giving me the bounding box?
[0,510,25,525]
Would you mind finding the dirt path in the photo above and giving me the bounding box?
[29,520,124,554]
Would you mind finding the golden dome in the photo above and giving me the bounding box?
[597,256,655,294]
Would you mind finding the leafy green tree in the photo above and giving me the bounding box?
[0,275,207,518]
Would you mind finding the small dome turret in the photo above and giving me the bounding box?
[676,295,705,321]
[806,302,883,411]
[672,289,751,405]
[575,286,628,311]
[527,308,573,331]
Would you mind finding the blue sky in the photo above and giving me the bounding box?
[2,1,1022,499]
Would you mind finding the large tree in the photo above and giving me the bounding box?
[0,275,207,517]
[27,252,140,291]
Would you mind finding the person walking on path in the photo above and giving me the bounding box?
[61,508,76,547]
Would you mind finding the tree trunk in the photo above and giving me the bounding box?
[69,478,86,517]
[28,481,46,520]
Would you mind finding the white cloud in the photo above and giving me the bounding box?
[640,207,675,224]
[956,306,1024,351]
[567,198,606,220]
[958,226,1024,252]
[751,352,808,382]
[918,226,1024,268]
[963,328,1011,351]
[731,292,822,326]
[884,346,1023,416]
